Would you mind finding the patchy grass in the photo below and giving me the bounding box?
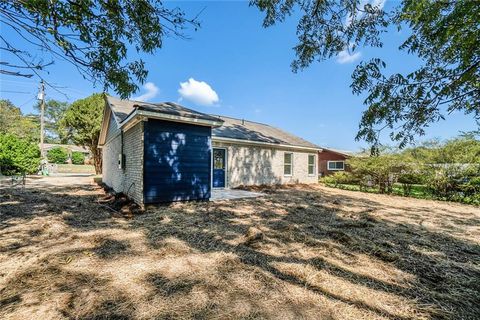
[0,178,479,319]
[56,164,95,174]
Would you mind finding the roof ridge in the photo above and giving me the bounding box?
[210,114,275,128]
[134,101,217,119]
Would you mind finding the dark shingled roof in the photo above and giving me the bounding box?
[212,115,321,149]
[106,96,223,124]
[105,96,320,149]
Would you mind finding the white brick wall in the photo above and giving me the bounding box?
[212,141,318,188]
[102,121,144,204]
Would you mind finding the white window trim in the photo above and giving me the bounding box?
[284,152,293,176]
[308,154,316,176]
[327,160,345,171]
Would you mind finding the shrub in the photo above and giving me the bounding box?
[461,175,480,196]
[47,147,68,164]
[0,133,40,175]
[424,164,480,203]
[348,155,408,194]
[71,151,85,165]
[322,171,357,186]
[398,171,424,196]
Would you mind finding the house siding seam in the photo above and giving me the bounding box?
[212,141,318,187]
[101,121,144,205]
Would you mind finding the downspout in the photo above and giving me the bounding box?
[121,129,124,166]
[120,129,125,172]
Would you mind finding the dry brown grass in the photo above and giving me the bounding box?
[0,177,479,319]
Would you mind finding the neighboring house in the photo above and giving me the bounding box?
[318,148,351,176]
[98,96,321,205]
[41,143,92,163]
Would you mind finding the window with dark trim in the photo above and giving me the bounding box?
[284,152,293,175]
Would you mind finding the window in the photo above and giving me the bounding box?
[327,161,345,171]
[308,155,316,175]
[213,149,226,170]
[284,153,293,175]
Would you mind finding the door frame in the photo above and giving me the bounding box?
[211,147,228,189]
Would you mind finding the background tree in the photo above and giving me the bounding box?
[60,94,103,174]
[33,99,69,143]
[0,133,40,175]
[252,0,480,149]
[403,136,480,164]
[0,0,200,97]
[0,99,39,142]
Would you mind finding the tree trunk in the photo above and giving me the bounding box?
[90,145,102,174]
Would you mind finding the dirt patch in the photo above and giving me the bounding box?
[1,178,479,319]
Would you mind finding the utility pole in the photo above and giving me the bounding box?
[38,80,45,158]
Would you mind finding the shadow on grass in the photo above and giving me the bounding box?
[136,186,480,319]
[1,182,479,319]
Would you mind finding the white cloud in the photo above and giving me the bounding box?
[345,0,386,27]
[345,0,369,27]
[133,82,159,102]
[178,78,219,106]
[340,1,385,64]
[337,48,362,64]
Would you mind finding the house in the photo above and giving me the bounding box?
[98,96,321,205]
[318,148,351,176]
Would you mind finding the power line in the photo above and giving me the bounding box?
[2,90,31,94]
[19,96,36,108]
[0,79,37,85]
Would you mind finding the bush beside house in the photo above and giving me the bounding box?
[0,133,40,175]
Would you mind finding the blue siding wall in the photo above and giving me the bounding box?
[144,119,212,203]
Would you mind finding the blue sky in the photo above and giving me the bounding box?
[0,1,477,151]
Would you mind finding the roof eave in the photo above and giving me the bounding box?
[322,148,351,157]
[98,99,112,147]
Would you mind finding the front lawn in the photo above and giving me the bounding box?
[326,182,432,199]
[1,180,479,319]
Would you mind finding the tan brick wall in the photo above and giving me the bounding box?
[212,141,318,188]
[102,121,144,204]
